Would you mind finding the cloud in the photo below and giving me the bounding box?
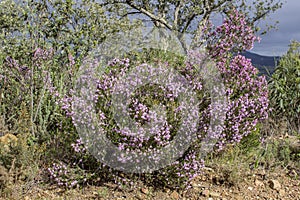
[252,0,300,56]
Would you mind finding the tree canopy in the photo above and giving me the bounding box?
[101,0,283,50]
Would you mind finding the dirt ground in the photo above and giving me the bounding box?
[1,133,299,200]
[2,165,298,200]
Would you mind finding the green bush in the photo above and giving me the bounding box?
[0,0,137,191]
[0,103,45,195]
[268,40,300,131]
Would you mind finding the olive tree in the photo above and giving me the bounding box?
[0,0,137,62]
[101,0,283,50]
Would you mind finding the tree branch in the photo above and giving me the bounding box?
[190,12,210,49]
[173,0,183,30]
[251,10,271,24]
[99,0,125,6]
[121,11,142,19]
[181,13,197,34]
[125,0,173,30]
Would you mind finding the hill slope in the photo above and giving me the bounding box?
[240,51,281,77]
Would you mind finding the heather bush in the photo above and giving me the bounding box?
[54,10,269,189]
[206,9,259,58]
[56,55,202,188]
[0,1,270,190]
[268,40,300,132]
[214,55,268,148]
[202,9,268,149]
[52,12,268,191]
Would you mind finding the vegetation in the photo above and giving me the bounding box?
[0,0,299,198]
[268,40,300,132]
[101,0,283,50]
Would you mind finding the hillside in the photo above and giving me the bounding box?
[240,51,281,77]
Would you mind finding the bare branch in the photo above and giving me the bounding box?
[125,0,173,30]
[173,0,183,29]
[121,11,142,19]
[251,10,271,24]
[181,13,197,33]
[99,0,125,6]
[101,0,283,51]
[211,0,229,11]
[190,12,210,49]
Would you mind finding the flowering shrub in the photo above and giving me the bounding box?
[49,9,269,189]
[48,162,93,188]
[206,9,260,58]
[204,9,268,149]
[96,57,204,188]
[215,55,268,148]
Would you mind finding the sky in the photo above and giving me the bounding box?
[136,0,300,57]
[251,0,300,56]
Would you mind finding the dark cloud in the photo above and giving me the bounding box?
[251,0,300,56]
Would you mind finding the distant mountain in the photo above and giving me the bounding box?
[240,51,281,77]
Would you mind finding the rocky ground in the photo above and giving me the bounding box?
[1,132,299,200]
[2,165,299,200]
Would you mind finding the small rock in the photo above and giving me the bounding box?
[248,186,253,191]
[193,182,210,189]
[258,169,266,176]
[202,189,210,197]
[140,188,149,194]
[256,170,267,180]
[235,195,244,200]
[210,191,221,197]
[170,191,180,199]
[203,167,214,172]
[278,189,285,196]
[255,180,264,187]
[135,195,143,200]
[191,182,200,188]
[164,188,171,193]
[269,179,281,190]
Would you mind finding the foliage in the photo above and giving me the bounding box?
[0,0,134,60]
[0,0,137,140]
[0,0,273,191]
[50,10,270,189]
[102,0,283,50]
[268,40,300,130]
[0,103,45,194]
[0,0,136,191]
[205,9,268,149]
